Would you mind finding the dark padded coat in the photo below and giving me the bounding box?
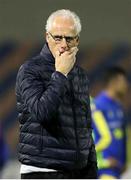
[16,43,97,171]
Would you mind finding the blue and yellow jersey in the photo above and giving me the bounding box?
[91,92,126,170]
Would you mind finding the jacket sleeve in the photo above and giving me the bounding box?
[16,64,67,125]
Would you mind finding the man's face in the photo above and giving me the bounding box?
[46,16,79,57]
[113,75,128,100]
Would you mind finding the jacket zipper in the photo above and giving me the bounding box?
[69,80,80,162]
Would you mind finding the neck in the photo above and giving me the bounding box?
[104,89,122,104]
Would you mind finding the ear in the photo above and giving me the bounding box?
[46,32,49,43]
[75,37,79,46]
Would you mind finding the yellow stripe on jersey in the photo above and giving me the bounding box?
[92,111,112,152]
[99,174,116,179]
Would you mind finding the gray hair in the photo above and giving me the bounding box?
[45,9,82,35]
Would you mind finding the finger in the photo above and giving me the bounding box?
[71,58,76,67]
[55,50,60,58]
[69,48,78,56]
[71,47,78,53]
[64,48,77,56]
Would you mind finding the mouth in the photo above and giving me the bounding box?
[58,50,66,56]
[59,49,66,53]
[59,51,65,55]
[58,46,69,54]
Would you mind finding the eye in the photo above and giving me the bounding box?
[54,36,62,41]
[66,37,74,42]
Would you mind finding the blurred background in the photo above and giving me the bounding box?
[0,0,131,178]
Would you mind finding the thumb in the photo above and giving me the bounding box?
[55,50,60,58]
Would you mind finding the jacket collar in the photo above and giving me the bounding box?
[40,43,55,64]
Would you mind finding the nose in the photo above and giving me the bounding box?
[60,37,68,47]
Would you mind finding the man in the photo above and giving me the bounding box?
[16,9,97,179]
[91,66,128,179]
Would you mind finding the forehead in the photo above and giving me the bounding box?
[50,16,77,35]
[113,74,128,84]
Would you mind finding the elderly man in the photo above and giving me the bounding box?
[16,9,97,179]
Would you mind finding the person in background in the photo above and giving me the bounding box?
[15,9,97,179]
[91,66,129,179]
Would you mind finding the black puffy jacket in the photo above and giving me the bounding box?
[16,43,96,171]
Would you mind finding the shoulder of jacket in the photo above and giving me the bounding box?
[19,54,45,72]
[75,65,88,76]
[17,55,43,81]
